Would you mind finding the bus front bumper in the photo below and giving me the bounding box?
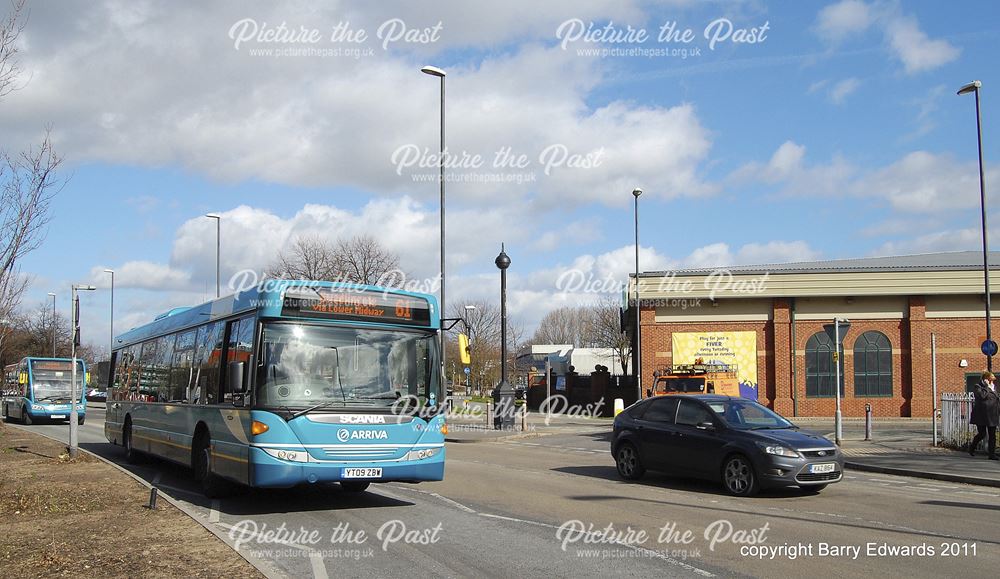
[250,447,445,488]
[28,404,85,421]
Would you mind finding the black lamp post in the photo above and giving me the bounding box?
[958,80,993,371]
[493,244,515,430]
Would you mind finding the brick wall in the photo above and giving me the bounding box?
[638,295,1000,417]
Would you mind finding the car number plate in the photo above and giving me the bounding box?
[342,467,382,479]
[50,415,66,419]
[809,463,836,474]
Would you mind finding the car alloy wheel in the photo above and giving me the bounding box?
[615,443,645,480]
[723,455,759,496]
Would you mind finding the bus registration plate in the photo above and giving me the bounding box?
[343,468,382,479]
[51,415,66,419]
[809,463,836,474]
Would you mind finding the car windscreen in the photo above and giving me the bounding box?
[706,399,794,430]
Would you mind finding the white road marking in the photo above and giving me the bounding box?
[310,551,329,579]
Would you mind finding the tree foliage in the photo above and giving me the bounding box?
[266,234,402,285]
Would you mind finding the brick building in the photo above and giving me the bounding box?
[628,251,1000,417]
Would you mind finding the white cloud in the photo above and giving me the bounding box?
[863,151,995,213]
[813,2,959,75]
[682,241,820,268]
[884,15,960,74]
[828,77,860,104]
[89,261,191,291]
[0,2,713,208]
[731,142,998,215]
[816,0,873,42]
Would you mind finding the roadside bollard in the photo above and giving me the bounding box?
[865,403,872,441]
[614,398,625,416]
[145,486,158,510]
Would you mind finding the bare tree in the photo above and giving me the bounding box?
[334,234,401,285]
[446,300,523,395]
[529,306,595,346]
[266,234,403,285]
[266,235,339,280]
[586,296,631,375]
[1,3,63,326]
[0,0,26,99]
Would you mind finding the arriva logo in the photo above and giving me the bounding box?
[338,428,389,441]
[340,415,387,424]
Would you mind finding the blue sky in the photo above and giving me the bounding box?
[2,0,998,351]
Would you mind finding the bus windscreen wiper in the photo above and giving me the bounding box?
[353,392,401,400]
[290,399,345,419]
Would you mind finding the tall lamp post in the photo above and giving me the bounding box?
[824,318,850,446]
[104,269,115,360]
[421,65,447,391]
[493,244,514,430]
[70,284,96,458]
[632,187,643,399]
[958,80,993,370]
[205,213,221,298]
[47,292,56,356]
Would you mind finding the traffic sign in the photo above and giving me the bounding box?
[464,366,471,375]
[982,340,998,357]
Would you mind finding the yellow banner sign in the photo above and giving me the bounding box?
[672,331,758,398]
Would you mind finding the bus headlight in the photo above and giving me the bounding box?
[260,447,311,463]
[404,447,442,461]
[31,404,44,411]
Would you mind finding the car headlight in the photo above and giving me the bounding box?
[757,442,799,458]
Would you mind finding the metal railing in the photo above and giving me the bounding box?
[940,392,978,449]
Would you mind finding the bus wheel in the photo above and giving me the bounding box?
[340,481,371,493]
[78,416,85,426]
[193,432,232,499]
[22,407,33,425]
[123,419,142,464]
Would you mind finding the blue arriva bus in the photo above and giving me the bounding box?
[104,281,446,496]
[2,357,88,425]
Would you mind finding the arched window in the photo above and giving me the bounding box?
[805,331,843,398]
[854,331,892,397]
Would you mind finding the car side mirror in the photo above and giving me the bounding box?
[696,421,716,431]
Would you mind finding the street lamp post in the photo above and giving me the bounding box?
[70,284,96,458]
[104,269,114,360]
[421,65,447,395]
[632,187,643,400]
[824,318,851,446]
[48,292,56,356]
[958,80,993,370]
[493,244,514,430]
[205,214,221,298]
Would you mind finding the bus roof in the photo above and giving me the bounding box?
[114,280,440,349]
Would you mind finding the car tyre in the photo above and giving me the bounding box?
[615,442,646,481]
[340,481,371,493]
[722,454,759,497]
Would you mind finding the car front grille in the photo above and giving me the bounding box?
[796,471,842,483]
[801,449,838,458]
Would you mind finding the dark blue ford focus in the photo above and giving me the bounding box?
[611,395,843,496]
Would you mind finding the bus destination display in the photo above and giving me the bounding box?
[282,287,432,326]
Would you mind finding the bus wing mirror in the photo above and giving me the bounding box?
[228,361,246,394]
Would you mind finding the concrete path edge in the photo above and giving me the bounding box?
[845,460,1000,488]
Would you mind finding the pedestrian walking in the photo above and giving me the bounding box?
[969,371,999,460]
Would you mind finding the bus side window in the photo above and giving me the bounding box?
[221,317,254,402]
[195,322,223,404]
